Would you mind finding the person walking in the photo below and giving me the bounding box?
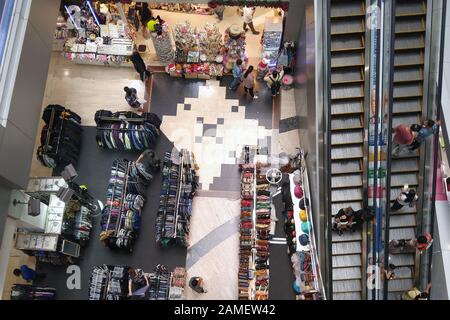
[241,6,260,35]
[124,87,144,112]
[229,59,244,91]
[214,4,225,21]
[189,276,208,293]
[13,265,46,282]
[243,65,258,99]
[392,124,417,156]
[130,50,151,82]
[391,187,418,211]
[409,119,440,150]
[138,2,152,37]
[264,69,284,97]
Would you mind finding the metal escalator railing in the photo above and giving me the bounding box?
[387,0,428,299]
[328,0,367,300]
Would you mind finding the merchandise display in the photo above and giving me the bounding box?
[10,285,56,300]
[62,2,135,66]
[89,265,129,300]
[155,150,198,247]
[173,21,197,55]
[223,25,248,72]
[149,21,174,63]
[62,200,93,247]
[198,23,223,62]
[149,2,214,15]
[37,105,82,169]
[100,154,156,252]
[94,110,161,151]
[261,17,283,67]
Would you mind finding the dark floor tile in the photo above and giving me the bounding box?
[203,124,217,137]
[196,117,204,124]
[279,116,300,133]
[216,137,223,144]
[184,104,191,111]
[217,118,224,125]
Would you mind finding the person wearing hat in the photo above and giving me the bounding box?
[333,207,354,235]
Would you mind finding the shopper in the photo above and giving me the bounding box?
[241,6,260,35]
[229,59,244,91]
[210,2,225,21]
[128,268,149,297]
[189,276,208,294]
[124,86,144,112]
[351,207,374,231]
[415,233,433,252]
[391,188,418,211]
[243,65,258,99]
[401,283,431,300]
[392,124,417,157]
[138,3,152,37]
[130,50,151,82]
[332,207,354,235]
[264,69,284,97]
[409,119,440,150]
[13,265,46,282]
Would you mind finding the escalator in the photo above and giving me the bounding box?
[328,0,367,300]
[387,0,428,300]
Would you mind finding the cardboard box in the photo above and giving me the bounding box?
[184,73,198,79]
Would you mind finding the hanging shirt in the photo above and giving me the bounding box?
[393,124,414,145]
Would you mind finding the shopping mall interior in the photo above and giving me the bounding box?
[0,0,449,302]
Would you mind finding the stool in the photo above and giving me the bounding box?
[282,74,294,90]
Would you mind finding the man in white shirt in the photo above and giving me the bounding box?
[242,6,260,35]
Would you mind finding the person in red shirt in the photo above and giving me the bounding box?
[392,124,419,156]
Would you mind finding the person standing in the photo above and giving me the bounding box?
[138,2,152,37]
[392,124,417,156]
[189,276,208,294]
[391,188,418,211]
[242,6,260,35]
[264,69,284,97]
[13,265,46,282]
[229,59,244,91]
[409,120,440,150]
[124,87,144,112]
[130,50,151,82]
[243,65,258,99]
[214,4,225,21]
[128,268,149,297]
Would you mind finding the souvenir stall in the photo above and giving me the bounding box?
[155,149,198,247]
[12,177,94,265]
[149,19,174,64]
[281,149,326,300]
[261,17,284,68]
[62,1,136,67]
[223,25,248,73]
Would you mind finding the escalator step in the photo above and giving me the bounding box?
[393,83,422,98]
[331,0,364,17]
[332,51,364,67]
[331,101,363,115]
[396,0,425,16]
[333,279,362,292]
[331,35,364,51]
[389,253,415,266]
[391,172,418,186]
[331,116,362,130]
[388,292,402,300]
[332,174,363,188]
[332,188,363,202]
[332,202,362,215]
[331,131,364,145]
[331,84,363,100]
[390,214,417,228]
[389,266,414,279]
[333,292,362,300]
[388,278,414,292]
[332,242,362,255]
[395,51,423,66]
[395,34,424,50]
[390,228,416,241]
[331,146,363,159]
[392,114,421,126]
[332,254,362,268]
[395,17,424,33]
[331,18,364,34]
[332,160,362,174]
[391,158,419,172]
[394,66,423,82]
[332,267,362,280]
[393,99,422,113]
[332,231,362,242]
[332,68,363,83]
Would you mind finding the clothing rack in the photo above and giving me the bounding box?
[89,265,129,300]
[10,284,56,300]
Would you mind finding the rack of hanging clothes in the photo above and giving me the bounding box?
[37,105,82,169]
[155,149,198,247]
[94,110,161,151]
[10,284,56,300]
[89,265,130,300]
[100,155,154,252]
[61,200,93,247]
